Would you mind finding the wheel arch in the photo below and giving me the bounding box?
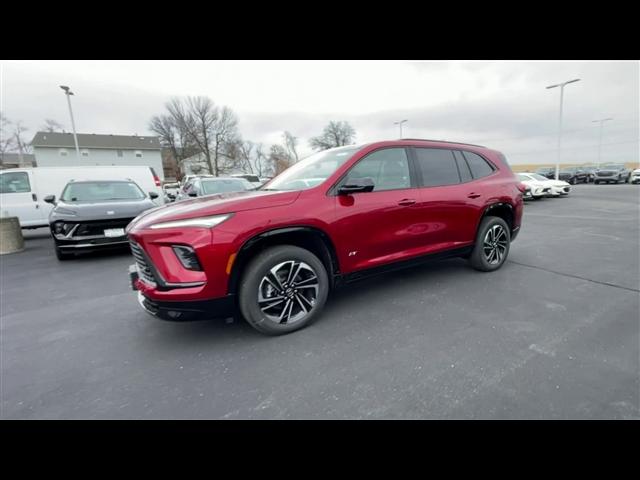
[228,226,340,295]
[478,202,515,235]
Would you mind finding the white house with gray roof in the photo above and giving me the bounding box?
[31,132,164,179]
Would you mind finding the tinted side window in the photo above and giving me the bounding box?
[414,148,460,187]
[453,151,473,182]
[343,148,411,192]
[0,172,31,194]
[462,151,495,179]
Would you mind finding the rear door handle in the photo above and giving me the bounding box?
[398,198,416,206]
[467,193,481,199]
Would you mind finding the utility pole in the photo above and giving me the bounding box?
[59,85,81,159]
[546,78,581,180]
[394,119,408,138]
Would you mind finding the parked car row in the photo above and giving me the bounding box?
[517,173,571,200]
[535,164,634,184]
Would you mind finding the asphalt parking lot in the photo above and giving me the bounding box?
[1,184,638,419]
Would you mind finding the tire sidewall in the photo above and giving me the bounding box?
[238,245,329,335]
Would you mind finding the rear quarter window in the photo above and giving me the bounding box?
[462,151,496,179]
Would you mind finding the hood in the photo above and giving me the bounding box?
[128,189,301,230]
[50,198,157,222]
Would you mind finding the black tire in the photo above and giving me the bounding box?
[55,245,73,261]
[238,245,329,335]
[594,180,600,185]
[469,216,511,272]
[571,177,577,185]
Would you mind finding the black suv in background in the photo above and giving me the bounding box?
[536,167,556,179]
[46,180,159,260]
[559,167,589,184]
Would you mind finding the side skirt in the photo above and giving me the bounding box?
[335,246,473,286]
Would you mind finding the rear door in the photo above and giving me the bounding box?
[0,170,47,227]
[411,148,479,249]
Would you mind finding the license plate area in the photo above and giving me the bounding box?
[104,228,125,237]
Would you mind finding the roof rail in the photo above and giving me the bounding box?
[400,138,486,148]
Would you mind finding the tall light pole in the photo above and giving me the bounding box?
[592,117,613,166]
[59,85,81,160]
[394,119,408,138]
[546,78,580,180]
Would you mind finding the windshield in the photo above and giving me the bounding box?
[61,181,145,202]
[201,178,250,195]
[517,174,530,181]
[600,164,624,169]
[265,145,363,191]
[561,167,577,173]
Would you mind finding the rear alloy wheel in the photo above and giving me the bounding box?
[571,177,578,185]
[469,216,511,272]
[239,245,329,335]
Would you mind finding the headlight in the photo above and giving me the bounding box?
[149,213,233,230]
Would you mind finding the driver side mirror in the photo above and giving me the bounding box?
[44,195,56,204]
[188,191,198,197]
[149,191,159,199]
[338,177,375,194]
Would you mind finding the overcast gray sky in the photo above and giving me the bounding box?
[1,60,638,165]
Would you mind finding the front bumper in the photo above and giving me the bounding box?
[130,265,235,321]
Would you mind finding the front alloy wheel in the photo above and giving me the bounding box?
[239,245,329,335]
[258,260,319,325]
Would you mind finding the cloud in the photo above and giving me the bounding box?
[1,60,637,165]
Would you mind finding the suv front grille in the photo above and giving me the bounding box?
[76,218,133,237]
[130,241,157,285]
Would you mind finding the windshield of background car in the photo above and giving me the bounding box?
[517,174,530,181]
[601,164,624,169]
[201,178,250,195]
[265,145,363,191]
[61,181,145,202]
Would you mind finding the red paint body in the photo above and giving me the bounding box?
[127,140,523,304]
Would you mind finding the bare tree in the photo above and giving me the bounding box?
[40,119,64,132]
[163,96,239,176]
[234,140,271,177]
[309,121,356,151]
[0,111,14,155]
[13,121,32,157]
[269,144,293,175]
[283,131,299,163]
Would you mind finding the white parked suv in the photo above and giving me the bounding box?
[631,168,640,184]
[517,172,571,199]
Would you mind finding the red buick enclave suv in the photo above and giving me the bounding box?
[127,139,524,335]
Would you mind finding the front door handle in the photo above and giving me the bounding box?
[467,193,481,199]
[398,198,416,206]
[32,193,37,201]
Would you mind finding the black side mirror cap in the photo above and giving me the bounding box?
[338,177,375,195]
[149,191,159,199]
[44,195,56,204]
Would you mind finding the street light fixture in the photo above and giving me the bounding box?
[59,85,81,160]
[592,117,613,166]
[546,78,580,180]
[394,119,408,138]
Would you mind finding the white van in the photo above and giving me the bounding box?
[0,166,164,228]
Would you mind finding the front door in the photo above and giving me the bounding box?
[331,147,424,272]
